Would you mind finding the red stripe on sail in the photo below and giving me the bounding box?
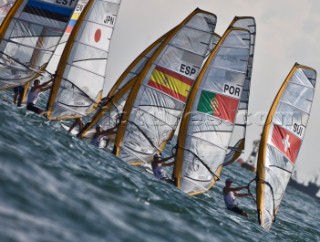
[155,66,193,86]
[148,80,187,102]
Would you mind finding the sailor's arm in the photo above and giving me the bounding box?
[40,78,53,87]
[162,160,175,167]
[68,122,77,133]
[234,192,250,197]
[101,126,117,136]
[160,154,175,167]
[227,185,249,192]
[40,85,52,92]
[159,154,174,163]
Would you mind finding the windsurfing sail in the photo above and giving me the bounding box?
[0,0,79,90]
[172,23,252,195]
[78,28,177,139]
[46,0,121,120]
[113,9,217,164]
[223,17,256,165]
[256,63,317,231]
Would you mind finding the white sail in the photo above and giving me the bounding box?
[46,0,121,120]
[256,63,317,231]
[173,24,252,195]
[113,9,217,164]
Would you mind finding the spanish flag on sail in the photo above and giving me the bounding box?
[197,90,239,123]
[147,66,193,102]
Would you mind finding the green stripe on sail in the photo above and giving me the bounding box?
[197,90,217,115]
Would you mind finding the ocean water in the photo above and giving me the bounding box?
[1,96,320,242]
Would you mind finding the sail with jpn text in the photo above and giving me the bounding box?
[46,0,121,120]
[112,9,217,164]
[256,63,317,231]
[172,21,252,195]
[0,0,79,90]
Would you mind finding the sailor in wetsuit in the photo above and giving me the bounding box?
[68,118,84,134]
[26,79,52,114]
[151,153,174,181]
[223,178,250,217]
[91,124,117,148]
[13,85,24,107]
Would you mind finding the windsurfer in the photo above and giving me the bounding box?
[223,178,249,217]
[26,79,53,114]
[91,124,117,148]
[13,85,24,107]
[152,153,174,181]
[68,118,84,133]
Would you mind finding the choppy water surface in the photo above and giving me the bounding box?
[0,97,319,242]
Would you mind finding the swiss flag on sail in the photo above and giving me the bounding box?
[271,124,302,164]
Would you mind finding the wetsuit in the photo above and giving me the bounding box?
[152,163,167,180]
[224,191,245,215]
[26,88,42,114]
[91,135,104,148]
[13,85,24,107]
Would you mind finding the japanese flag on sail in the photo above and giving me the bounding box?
[271,124,302,164]
[79,21,112,51]
[197,90,239,123]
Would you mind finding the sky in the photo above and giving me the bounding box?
[103,0,320,183]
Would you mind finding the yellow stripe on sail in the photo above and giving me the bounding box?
[71,13,80,20]
[149,66,193,102]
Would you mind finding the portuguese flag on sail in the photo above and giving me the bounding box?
[197,90,239,123]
